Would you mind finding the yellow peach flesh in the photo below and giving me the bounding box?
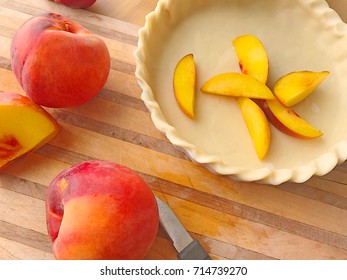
[232,34,269,84]
[201,72,275,99]
[274,71,329,107]
[173,54,196,119]
[0,97,59,168]
[238,97,271,160]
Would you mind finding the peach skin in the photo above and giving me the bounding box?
[46,160,159,260]
[10,13,110,108]
[255,99,323,139]
[0,92,59,169]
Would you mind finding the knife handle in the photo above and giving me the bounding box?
[178,240,212,260]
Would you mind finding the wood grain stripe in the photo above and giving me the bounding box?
[0,173,46,201]
[191,233,276,260]
[0,236,53,260]
[0,56,136,85]
[0,221,51,253]
[44,123,347,236]
[34,144,347,251]
[104,70,142,99]
[0,26,14,40]
[110,58,136,75]
[321,167,347,186]
[1,0,139,45]
[3,148,346,258]
[0,188,46,234]
[278,179,347,210]
[150,178,347,252]
[0,56,11,71]
[97,89,146,112]
[0,0,346,260]
[80,21,138,46]
[307,179,347,198]
[159,194,347,260]
[48,97,347,211]
[51,110,185,159]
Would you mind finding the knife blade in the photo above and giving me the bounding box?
[155,196,211,260]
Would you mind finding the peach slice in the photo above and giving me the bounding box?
[232,34,269,84]
[255,99,323,139]
[201,73,275,99]
[173,54,196,119]
[274,71,329,107]
[0,92,59,169]
[238,97,271,160]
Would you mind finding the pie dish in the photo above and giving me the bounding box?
[134,0,347,184]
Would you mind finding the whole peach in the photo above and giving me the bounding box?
[10,13,110,108]
[53,0,97,9]
[46,160,159,260]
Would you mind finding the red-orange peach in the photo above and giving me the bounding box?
[10,13,110,108]
[46,160,159,260]
[53,0,96,8]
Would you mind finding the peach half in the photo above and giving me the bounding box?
[232,34,269,84]
[173,54,196,119]
[0,92,59,169]
[201,73,275,99]
[46,160,159,260]
[274,71,329,107]
[10,13,110,108]
[238,97,271,160]
[256,99,323,139]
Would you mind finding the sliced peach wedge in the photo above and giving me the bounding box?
[274,71,329,107]
[173,54,196,119]
[232,34,271,159]
[255,99,323,139]
[201,73,275,99]
[238,97,271,160]
[232,34,324,140]
[232,34,269,84]
[0,92,59,169]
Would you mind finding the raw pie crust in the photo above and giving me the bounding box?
[135,0,347,184]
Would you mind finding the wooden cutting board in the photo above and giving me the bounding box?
[0,0,346,260]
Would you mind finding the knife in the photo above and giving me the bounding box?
[155,196,212,260]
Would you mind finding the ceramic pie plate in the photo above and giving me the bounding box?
[134,0,347,185]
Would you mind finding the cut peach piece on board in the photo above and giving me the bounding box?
[255,99,323,139]
[238,97,271,160]
[232,34,269,84]
[274,71,329,107]
[0,92,59,169]
[173,54,196,119]
[201,73,275,99]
